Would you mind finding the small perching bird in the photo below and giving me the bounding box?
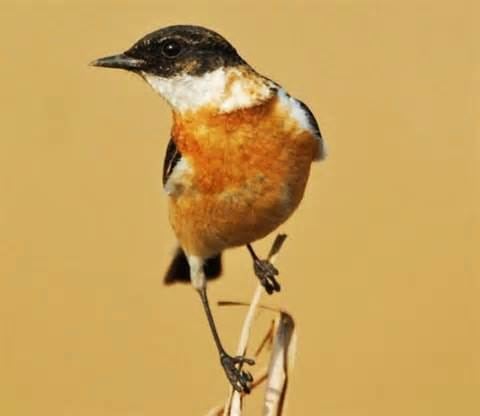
[91,25,326,393]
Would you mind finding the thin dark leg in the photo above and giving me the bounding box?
[197,286,254,393]
[246,244,281,294]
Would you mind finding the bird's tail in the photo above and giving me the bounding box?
[163,247,223,285]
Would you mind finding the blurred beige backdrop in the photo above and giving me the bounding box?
[1,1,479,415]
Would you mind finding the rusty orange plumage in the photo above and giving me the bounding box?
[169,95,318,258]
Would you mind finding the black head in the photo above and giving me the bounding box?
[91,25,245,77]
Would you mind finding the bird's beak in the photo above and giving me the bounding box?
[89,53,146,71]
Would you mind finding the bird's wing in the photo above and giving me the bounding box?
[296,99,327,161]
[163,138,182,186]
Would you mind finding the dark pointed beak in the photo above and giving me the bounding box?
[89,53,146,70]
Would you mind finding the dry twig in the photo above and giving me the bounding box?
[205,234,296,416]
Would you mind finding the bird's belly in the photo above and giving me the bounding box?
[168,97,318,258]
[168,166,310,258]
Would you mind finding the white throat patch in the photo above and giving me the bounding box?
[142,67,272,113]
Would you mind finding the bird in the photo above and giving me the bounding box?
[91,24,326,393]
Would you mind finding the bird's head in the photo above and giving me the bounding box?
[91,25,243,78]
[91,25,271,113]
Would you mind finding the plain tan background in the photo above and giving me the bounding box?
[1,1,479,415]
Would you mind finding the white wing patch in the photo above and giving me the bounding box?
[277,89,313,133]
[277,88,327,161]
[164,157,193,196]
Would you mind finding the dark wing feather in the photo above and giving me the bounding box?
[297,99,327,160]
[297,100,322,139]
[163,138,182,186]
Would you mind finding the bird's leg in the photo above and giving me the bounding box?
[246,243,281,294]
[197,286,254,393]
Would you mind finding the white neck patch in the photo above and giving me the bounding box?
[142,67,272,113]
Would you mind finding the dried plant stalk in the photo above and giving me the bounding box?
[205,310,296,416]
[204,234,297,416]
[225,234,287,415]
[262,312,296,416]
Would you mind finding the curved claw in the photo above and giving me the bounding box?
[220,353,255,394]
[253,259,281,294]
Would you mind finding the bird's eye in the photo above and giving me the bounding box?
[161,39,183,58]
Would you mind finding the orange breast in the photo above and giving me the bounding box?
[168,96,317,258]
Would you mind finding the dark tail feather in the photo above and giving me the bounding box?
[164,248,223,285]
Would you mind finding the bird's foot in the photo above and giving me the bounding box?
[220,352,255,393]
[253,258,281,294]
